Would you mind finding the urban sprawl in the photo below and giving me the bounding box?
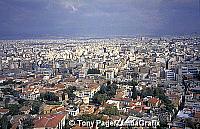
[0,36,200,129]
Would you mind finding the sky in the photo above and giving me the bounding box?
[0,0,200,39]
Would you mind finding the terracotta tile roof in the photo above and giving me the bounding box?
[34,117,49,128]
[0,77,6,80]
[46,114,65,127]
[133,107,143,113]
[65,77,77,82]
[87,83,99,89]
[56,107,66,112]
[11,123,19,129]
[34,114,65,128]
[51,106,65,112]
[148,97,160,104]
[55,83,65,89]
[94,108,100,115]
[115,92,124,98]
[0,108,9,113]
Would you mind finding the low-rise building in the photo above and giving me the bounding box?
[33,114,66,129]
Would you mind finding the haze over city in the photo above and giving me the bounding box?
[0,0,200,39]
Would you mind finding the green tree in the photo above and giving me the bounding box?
[0,115,12,129]
[99,85,107,94]
[106,84,118,97]
[93,83,118,105]
[4,98,10,108]
[102,106,119,116]
[131,86,137,100]
[153,87,175,113]
[18,98,26,105]
[197,73,200,81]
[120,80,138,86]
[40,92,59,101]
[140,87,154,97]
[22,117,34,129]
[131,80,138,86]
[65,86,76,100]
[153,87,165,99]
[30,101,42,114]
[93,93,108,104]
[8,104,21,115]
[1,88,19,97]
[80,114,99,121]
[185,118,195,129]
[87,69,100,74]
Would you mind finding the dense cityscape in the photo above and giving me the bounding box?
[0,36,199,129]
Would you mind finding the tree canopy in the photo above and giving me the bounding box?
[140,87,175,113]
[40,92,59,101]
[93,93,108,104]
[131,86,137,100]
[7,104,21,115]
[102,106,119,116]
[30,101,42,115]
[0,115,12,129]
[87,68,100,74]
[93,83,118,104]
[64,86,76,100]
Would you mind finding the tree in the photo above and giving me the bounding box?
[102,106,119,116]
[0,115,12,129]
[0,79,15,86]
[131,80,138,87]
[140,87,175,113]
[18,98,26,105]
[93,93,108,104]
[106,84,118,97]
[80,114,99,121]
[40,92,59,101]
[153,87,175,113]
[4,98,10,108]
[120,79,138,86]
[30,101,42,114]
[99,84,107,94]
[131,86,137,100]
[8,104,21,115]
[107,81,111,86]
[65,86,76,100]
[140,87,154,98]
[92,82,119,106]
[93,83,118,104]
[87,69,100,74]
[197,73,200,81]
[22,117,34,129]
[154,88,168,103]
[153,88,164,100]
[1,88,19,97]
[185,118,195,129]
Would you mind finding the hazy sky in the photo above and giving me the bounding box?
[0,0,199,38]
